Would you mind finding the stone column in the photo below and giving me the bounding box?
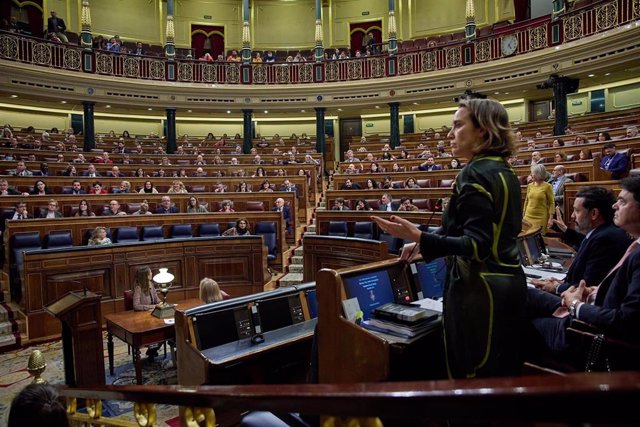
[166,108,176,154]
[315,107,326,155]
[389,102,400,148]
[243,109,253,154]
[82,101,95,152]
[551,77,578,136]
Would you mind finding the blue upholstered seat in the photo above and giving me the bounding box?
[254,221,277,262]
[44,231,73,248]
[169,224,193,239]
[199,223,220,237]
[113,226,139,243]
[140,225,164,241]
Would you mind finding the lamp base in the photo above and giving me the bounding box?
[151,303,176,319]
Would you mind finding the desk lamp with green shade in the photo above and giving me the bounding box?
[152,268,175,319]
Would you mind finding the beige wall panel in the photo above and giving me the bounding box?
[609,82,640,110]
[94,117,162,136]
[411,0,478,37]
[254,121,315,138]
[174,0,242,48]
[504,103,525,123]
[568,93,590,116]
[495,0,516,22]
[88,0,161,44]
[44,0,72,32]
[331,0,387,47]
[361,117,390,136]
[415,111,455,132]
[176,122,243,137]
[253,0,316,50]
[0,108,68,131]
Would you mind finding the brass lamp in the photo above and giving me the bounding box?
[151,267,175,319]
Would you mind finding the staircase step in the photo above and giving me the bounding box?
[294,247,304,257]
[291,255,303,264]
[307,224,316,232]
[319,202,326,208]
[278,272,304,287]
[303,231,316,236]
[287,264,304,273]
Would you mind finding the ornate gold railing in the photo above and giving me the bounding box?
[0,0,637,85]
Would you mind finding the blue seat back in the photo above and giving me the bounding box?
[170,224,193,239]
[45,231,73,248]
[379,232,402,255]
[353,221,374,240]
[328,221,348,237]
[254,221,277,261]
[199,223,220,237]
[141,225,164,241]
[114,226,139,243]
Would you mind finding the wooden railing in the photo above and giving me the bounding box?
[57,371,640,425]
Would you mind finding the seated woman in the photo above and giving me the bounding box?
[88,226,112,245]
[167,180,188,194]
[218,200,235,213]
[186,196,208,213]
[132,201,153,215]
[132,267,162,360]
[237,181,251,192]
[139,180,158,194]
[365,178,377,190]
[354,198,373,211]
[404,177,421,189]
[222,217,250,236]
[29,180,51,196]
[89,181,108,194]
[75,199,96,217]
[259,180,274,192]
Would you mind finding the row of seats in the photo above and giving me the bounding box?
[325,221,438,254]
[334,198,444,212]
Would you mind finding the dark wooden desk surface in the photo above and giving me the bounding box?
[106,298,203,384]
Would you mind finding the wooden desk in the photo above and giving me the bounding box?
[106,298,202,385]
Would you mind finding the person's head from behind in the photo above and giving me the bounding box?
[134,266,152,290]
[8,383,69,427]
[199,277,222,304]
[572,186,616,234]
[449,98,515,159]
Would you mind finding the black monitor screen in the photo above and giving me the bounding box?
[411,258,446,300]
[343,268,395,320]
[256,294,305,333]
[193,305,253,350]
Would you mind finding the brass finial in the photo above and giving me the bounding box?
[27,349,47,384]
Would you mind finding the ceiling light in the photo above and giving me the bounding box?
[494,92,500,95]
[588,74,595,77]
[226,110,231,114]
[60,100,67,104]
[10,94,18,98]
[504,92,509,95]
[105,105,111,108]
[374,105,380,109]
[264,110,268,114]
[187,109,192,113]
[148,108,153,111]
[412,102,418,105]
[337,108,343,111]
[605,72,611,76]
[301,109,306,113]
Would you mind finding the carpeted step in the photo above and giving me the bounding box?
[294,247,304,257]
[307,224,316,233]
[291,255,303,264]
[303,231,316,236]
[278,272,304,287]
[319,201,326,208]
[287,264,304,274]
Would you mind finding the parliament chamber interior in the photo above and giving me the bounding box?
[1,0,640,425]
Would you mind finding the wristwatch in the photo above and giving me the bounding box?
[569,299,581,317]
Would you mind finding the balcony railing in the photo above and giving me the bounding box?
[0,0,637,85]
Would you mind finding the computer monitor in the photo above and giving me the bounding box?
[410,258,446,300]
[342,268,396,320]
[192,305,254,350]
[255,294,305,333]
[518,229,547,266]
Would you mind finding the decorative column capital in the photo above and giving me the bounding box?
[80,1,93,50]
[465,0,476,41]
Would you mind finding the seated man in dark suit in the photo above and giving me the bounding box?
[600,142,629,179]
[417,156,442,171]
[378,193,398,211]
[62,180,87,195]
[331,197,349,211]
[532,186,632,294]
[0,179,23,196]
[155,195,179,214]
[340,178,361,190]
[526,176,640,356]
[272,197,291,231]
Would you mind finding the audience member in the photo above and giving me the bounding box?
[10,201,31,220]
[139,180,158,194]
[547,165,573,211]
[167,180,188,194]
[199,277,224,303]
[156,195,179,214]
[0,179,22,196]
[12,160,32,177]
[378,193,396,211]
[340,178,361,190]
[272,198,291,229]
[103,200,127,216]
[397,197,419,211]
[41,199,62,218]
[132,201,153,215]
[8,383,69,427]
[186,196,207,213]
[222,218,251,236]
[354,198,372,211]
[331,198,349,211]
[88,226,112,245]
[600,142,629,179]
[218,200,235,213]
[523,164,554,233]
[75,199,96,217]
[29,180,51,196]
[89,181,109,194]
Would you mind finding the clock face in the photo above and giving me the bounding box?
[501,35,517,56]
